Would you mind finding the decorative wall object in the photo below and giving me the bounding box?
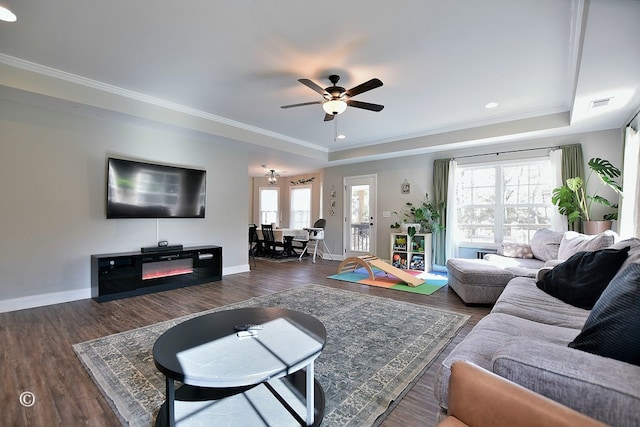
[290,177,316,185]
[330,186,337,215]
[401,179,410,194]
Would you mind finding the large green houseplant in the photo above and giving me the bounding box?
[390,193,443,237]
[551,157,622,231]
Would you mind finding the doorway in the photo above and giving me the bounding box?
[343,174,377,258]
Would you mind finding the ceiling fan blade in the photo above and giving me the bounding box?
[280,101,322,109]
[299,79,330,97]
[323,113,335,122]
[347,99,385,112]
[346,78,383,97]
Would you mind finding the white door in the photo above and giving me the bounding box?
[343,174,377,258]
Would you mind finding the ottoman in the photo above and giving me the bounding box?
[446,258,514,304]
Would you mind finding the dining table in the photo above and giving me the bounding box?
[256,228,309,257]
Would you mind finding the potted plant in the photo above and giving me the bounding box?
[390,193,444,237]
[551,157,622,234]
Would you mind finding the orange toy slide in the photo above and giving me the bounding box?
[337,254,425,287]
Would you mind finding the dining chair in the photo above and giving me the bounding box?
[248,224,258,267]
[261,224,285,257]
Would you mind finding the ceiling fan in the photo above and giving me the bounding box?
[281,74,384,121]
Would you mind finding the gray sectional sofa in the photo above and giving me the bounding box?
[447,229,618,304]
[436,237,640,426]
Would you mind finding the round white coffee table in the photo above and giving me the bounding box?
[153,307,326,426]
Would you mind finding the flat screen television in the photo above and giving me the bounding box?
[106,157,206,219]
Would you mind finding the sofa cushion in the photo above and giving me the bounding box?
[536,247,630,309]
[498,243,534,258]
[434,313,581,410]
[503,266,538,278]
[492,340,640,426]
[557,230,617,261]
[493,277,590,329]
[529,228,563,261]
[569,263,640,367]
[483,254,545,271]
[446,258,514,304]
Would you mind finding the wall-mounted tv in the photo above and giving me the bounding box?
[106,157,206,219]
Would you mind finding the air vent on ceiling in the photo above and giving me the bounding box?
[590,98,612,109]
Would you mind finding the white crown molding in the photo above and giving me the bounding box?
[329,111,570,162]
[567,0,587,120]
[336,105,570,151]
[0,53,327,152]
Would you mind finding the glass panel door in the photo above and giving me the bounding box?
[344,175,377,258]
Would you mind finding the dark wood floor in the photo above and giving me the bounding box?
[0,257,491,426]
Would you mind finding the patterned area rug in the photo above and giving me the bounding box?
[73,284,468,427]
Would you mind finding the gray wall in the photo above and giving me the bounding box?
[322,129,624,262]
[0,95,250,312]
[0,88,625,312]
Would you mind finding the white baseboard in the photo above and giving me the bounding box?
[224,265,249,275]
[0,288,92,314]
[1,266,249,313]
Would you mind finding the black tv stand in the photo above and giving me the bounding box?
[141,244,184,253]
[91,245,222,302]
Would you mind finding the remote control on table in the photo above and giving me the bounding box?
[234,324,263,331]
[236,330,258,338]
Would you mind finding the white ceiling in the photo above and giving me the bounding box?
[1,0,639,177]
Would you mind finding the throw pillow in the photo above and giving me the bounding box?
[557,230,617,261]
[530,228,563,261]
[536,246,630,309]
[611,238,640,273]
[499,243,534,258]
[569,263,640,367]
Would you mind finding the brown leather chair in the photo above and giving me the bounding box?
[437,361,607,427]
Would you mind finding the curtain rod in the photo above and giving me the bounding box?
[452,145,560,160]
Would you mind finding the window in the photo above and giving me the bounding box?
[290,186,311,229]
[259,187,279,226]
[456,159,553,244]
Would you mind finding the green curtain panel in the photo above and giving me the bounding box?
[432,159,450,265]
[561,144,584,232]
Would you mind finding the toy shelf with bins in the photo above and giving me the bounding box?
[390,233,432,272]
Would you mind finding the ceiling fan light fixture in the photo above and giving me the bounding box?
[0,6,17,22]
[265,169,280,185]
[323,99,347,116]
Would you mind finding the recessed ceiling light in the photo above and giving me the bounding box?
[484,102,499,109]
[337,134,346,140]
[0,6,17,22]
